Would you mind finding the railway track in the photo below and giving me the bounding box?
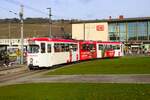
[0,69,48,83]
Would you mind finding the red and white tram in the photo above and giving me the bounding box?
[79,40,97,61]
[27,38,79,69]
[27,38,124,69]
[96,41,124,58]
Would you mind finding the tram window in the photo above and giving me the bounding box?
[112,45,120,50]
[28,45,39,53]
[41,43,45,53]
[110,45,113,49]
[61,43,65,52]
[54,43,59,52]
[70,44,77,51]
[116,45,120,50]
[54,43,77,52]
[47,44,51,53]
[82,44,88,50]
[121,45,123,52]
[99,45,103,50]
[54,43,67,52]
[112,45,116,50]
[105,45,113,50]
[89,44,95,50]
[65,43,69,52]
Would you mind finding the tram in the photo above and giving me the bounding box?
[96,41,123,58]
[79,40,97,61]
[27,38,78,69]
[27,37,123,69]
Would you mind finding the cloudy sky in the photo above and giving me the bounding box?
[0,0,150,19]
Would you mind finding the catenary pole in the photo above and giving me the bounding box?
[19,5,24,64]
[47,8,52,38]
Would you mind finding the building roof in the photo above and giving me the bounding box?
[72,17,150,24]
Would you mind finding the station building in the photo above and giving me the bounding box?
[72,22,108,41]
[72,16,150,53]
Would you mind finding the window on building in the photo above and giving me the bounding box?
[128,22,137,40]
[119,23,126,41]
[148,21,150,40]
[108,23,120,41]
[137,22,148,40]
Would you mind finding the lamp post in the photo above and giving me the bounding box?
[19,5,24,64]
[9,11,17,46]
[47,8,52,38]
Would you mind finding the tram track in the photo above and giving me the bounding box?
[0,69,48,83]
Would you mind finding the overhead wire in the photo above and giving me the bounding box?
[3,0,76,19]
[0,6,17,14]
[0,6,11,12]
[4,0,48,16]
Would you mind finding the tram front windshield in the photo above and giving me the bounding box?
[28,45,39,53]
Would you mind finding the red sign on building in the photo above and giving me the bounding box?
[96,25,104,31]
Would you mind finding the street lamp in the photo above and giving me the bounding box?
[9,10,17,15]
[8,10,17,46]
[47,8,52,38]
[19,5,24,64]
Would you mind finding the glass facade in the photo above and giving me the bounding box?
[137,22,147,40]
[108,23,119,41]
[128,22,137,40]
[119,23,126,41]
[108,21,150,42]
[148,21,150,40]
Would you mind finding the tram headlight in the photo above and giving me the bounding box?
[30,58,33,64]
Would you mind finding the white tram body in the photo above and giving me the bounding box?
[27,38,79,69]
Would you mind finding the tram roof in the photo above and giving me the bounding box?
[28,38,123,44]
[29,37,78,43]
[97,41,122,44]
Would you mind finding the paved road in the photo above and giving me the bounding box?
[18,74,150,84]
[1,73,150,87]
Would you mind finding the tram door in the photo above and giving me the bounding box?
[70,49,76,62]
[97,44,103,58]
[47,43,52,66]
[39,43,52,67]
[69,44,78,62]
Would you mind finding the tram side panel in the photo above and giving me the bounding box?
[51,42,79,66]
[27,39,79,68]
[79,41,97,61]
[96,42,124,58]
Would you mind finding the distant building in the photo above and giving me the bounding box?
[72,16,150,52]
[108,17,150,42]
[72,22,108,41]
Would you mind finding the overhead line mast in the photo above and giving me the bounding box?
[19,5,24,64]
[47,8,52,38]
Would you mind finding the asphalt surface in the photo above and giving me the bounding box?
[13,74,150,84]
[1,63,150,86]
[1,73,150,87]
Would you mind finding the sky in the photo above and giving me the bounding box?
[0,0,150,20]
